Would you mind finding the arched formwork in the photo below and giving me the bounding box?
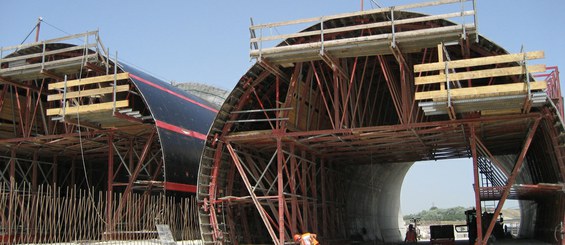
[197,1,565,244]
[0,31,216,242]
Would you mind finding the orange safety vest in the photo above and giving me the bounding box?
[299,233,319,245]
[405,229,417,242]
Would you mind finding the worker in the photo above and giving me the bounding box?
[405,224,417,243]
[293,232,319,245]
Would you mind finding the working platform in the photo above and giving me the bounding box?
[414,48,548,117]
[250,0,477,64]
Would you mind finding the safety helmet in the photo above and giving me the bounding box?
[293,234,301,241]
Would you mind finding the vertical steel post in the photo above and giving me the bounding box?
[276,137,285,244]
[290,143,298,235]
[321,160,328,236]
[106,133,114,234]
[32,151,38,191]
[227,142,280,244]
[470,125,483,244]
[71,158,76,188]
[9,148,16,190]
[481,118,540,244]
[112,51,118,115]
[35,17,41,42]
[333,72,340,128]
[52,155,57,186]
[311,155,319,233]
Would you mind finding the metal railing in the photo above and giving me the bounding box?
[249,0,477,60]
[0,30,109,77]
[535,66,563,118]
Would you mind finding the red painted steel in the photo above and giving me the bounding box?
[470,126,483,244]
[163,182,197,193]
[480,118,541,244]
[155,119,207,140]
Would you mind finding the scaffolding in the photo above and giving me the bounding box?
[0,31,205,243]
[198,0,565,244]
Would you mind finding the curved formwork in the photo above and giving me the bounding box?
[197,1,565,244]
[0,32,216,242]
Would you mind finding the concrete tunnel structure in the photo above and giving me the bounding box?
[0,0,564,244]
[196,1,565,244]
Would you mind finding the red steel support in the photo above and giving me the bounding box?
[310,154,318,233]
[481,117,541,244]
[470,125,483,244]
[311,61,336,129]
[340,57,358,128]
[106,133,114,233]
[52,155,57,186]
[32,151,38,191]
[226,142,280,245]
[111,129,156,228]
[321,160,328,237]
[9,148,16,190]
[333,71,340,128]
[35,17,41,42]
[290,143,298,235]
[276,137,285,244]
[378,55,404,123]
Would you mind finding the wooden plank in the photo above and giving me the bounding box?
[481,109,522,116]
[46,100,129,116]
[438,44,445,91]
[414,51,545,72]
[415,81,547,100]
[414,64,546,85]
[47,85,130,101]
[48,73,130,89]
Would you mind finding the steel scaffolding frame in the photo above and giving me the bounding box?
[0,31,168,241]
[198,1,565,244]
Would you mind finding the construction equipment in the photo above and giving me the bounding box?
[464,209,506,244]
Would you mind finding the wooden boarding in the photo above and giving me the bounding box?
[47,85,130,101]
[414,64,546,85]
[481,109,522,116]
[46,100,129,116]
[414,51,544,72]
[48,73,130,89]
[415,81,547,100]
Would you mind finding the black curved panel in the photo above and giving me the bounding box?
[121,64,217,187]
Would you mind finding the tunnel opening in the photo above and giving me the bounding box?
[400,158,524,241]
[197,2,565,244]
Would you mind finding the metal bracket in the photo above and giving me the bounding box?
[391,6,397,48]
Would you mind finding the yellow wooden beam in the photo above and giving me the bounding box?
[46,100,129,116]
[481,109,522,116]
[48,73,130,90]
[47,85,130,101]
[414,51,544,72]
[415,81,547,100]
[415,64,546,85]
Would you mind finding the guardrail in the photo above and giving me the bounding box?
[250,0,477,62]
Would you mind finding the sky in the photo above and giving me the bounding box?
[1,0,563,215]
